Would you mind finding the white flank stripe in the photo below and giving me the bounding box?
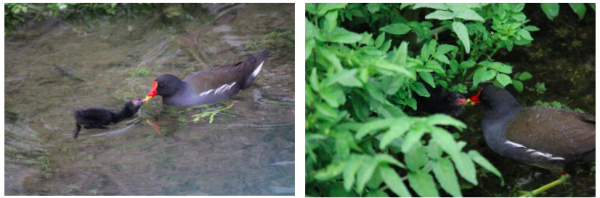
[505,140,526,148]
[251,61,264,78]
[505,140,565,160]
[215,82,237,94]
[199,89,214,97]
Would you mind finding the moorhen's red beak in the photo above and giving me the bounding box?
[144,81,158,101]
[466,89,482,105]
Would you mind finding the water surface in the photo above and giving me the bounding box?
[5,3,295,195]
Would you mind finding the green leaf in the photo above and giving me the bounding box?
[413,3,448,10]
[316,46,342,70]
[380,39,392,52]
[356,159,378,194]
[589,3,595,11]
[305,17,318,39]
[315,102,338,119]
[350,91,369,121]
[383,76,403,95]
[432,53,450,64]
[322,69,362,87]
[400,3,414,10]
[452,21,471,54]
[452,152,478,185]
[321,85,346,108]
[405,97,417,110]
[452,8,485,22]
[432,158,462,197]
[343,156,364,191]
[569,3,586,20]
[524,25,540,31]
[305,38,314,60]
[427,143,443,159]
[511,3,525,12]
[482,70,497,82]
[309,67,320,92]
[379,23,411,35]
[324,10,338,33]
[317,3,348,16]
[469,150,504,185]
[356,119,395,139]
[380,123,410,149]
[336,138,350,159]
[366,3,380,13]
[419,72,435,88]
[420,42,430,61]
[330,183,354,197]
[512,80,524,92]
[426,114,467,129]
[327,27,363,43]
[314,161,344,181]
[408,170,439,197]
[541,3,559,20]
[398,41,409,66]
[380,166,411,197]
[424,60,444,73]
[425,10,454,20]
[459,60,476,69]
[518,29,534,41]
[402,129,426,153]
[374,61,415,79]
[490,63,513,74]
[511,12,527,21]
[519,71,533,80]
[404,145,428,171]
[305,3,316,14]
[430,127,459,158]
[375,154,406,168]
[305,82,314,105]
[412,82,430,97]
[496,74,513,87]
[366,166,384,189]
[375,32,385,48]
[428,40,438,55]
[472,67,486,87]
[449,59,459,72]
[366,189,388,197]
[436,44,457,55]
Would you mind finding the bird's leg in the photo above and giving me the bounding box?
[73,123,82,139]
[519,172,570,197]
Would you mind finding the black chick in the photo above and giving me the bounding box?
[73,99,144,139]
[414,83,467,116]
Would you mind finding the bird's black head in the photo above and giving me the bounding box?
[146,74,184,100]
[473,85,522,112]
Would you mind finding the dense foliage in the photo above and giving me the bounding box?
[305,3,594,196]
[5,3,185,37]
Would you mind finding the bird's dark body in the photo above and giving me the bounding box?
[73,99,143,139]
[475,85,595,172]
[150,50,268,106]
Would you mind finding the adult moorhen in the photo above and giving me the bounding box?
[414,82,467,116]
[73,99,145,139]
[468,85,595,196]
[144,50,268,106]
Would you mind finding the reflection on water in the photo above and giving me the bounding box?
[5,3,295,195]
